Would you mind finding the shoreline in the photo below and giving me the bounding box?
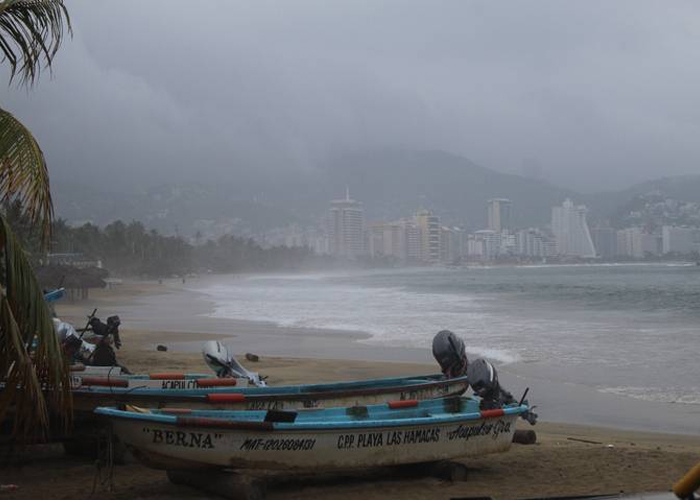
[9,277,695,499]
[54,277,700,435]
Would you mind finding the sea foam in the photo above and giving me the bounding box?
[194,274,524,365]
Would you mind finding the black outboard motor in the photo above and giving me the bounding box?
[85,315,129,373]
[88,315,122,349]
[468,358,538,424]
[431,331,537,424]
[467,358,514,409]
[432,330,468,378]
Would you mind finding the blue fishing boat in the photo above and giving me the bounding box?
[96,396,531,470]
[71,339,470,412]
[73,373,470,412]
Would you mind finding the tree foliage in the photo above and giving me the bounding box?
[0,109,52,243]
[0,216,69,436]
[0,0,71,86]
[0,0,72,437]
[49,219,313,277]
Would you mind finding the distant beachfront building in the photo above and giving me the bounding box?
[440,226,465,263]
[616,227,660,258]
[312,235,330,255]
[328,189,365,259]
[368,221,406,260]
[487,198,512,233]
[661,226,697,254]
[590,226,617,259]
[551,199,596,258]
[472,230,501,261]
[401,218,421,261]
[515,228,555,258]
[415,209,441,263]
[367,217,423,262]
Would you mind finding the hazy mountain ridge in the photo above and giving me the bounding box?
[52,182,301,237]
[322,149,577,228]
[51,150,700,236]
[587,175,700,213]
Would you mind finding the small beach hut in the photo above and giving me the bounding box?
[35,265,107,301]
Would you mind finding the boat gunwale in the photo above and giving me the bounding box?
[95,402,528,432]
[73,374,469,403]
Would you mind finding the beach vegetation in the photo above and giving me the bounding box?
[44,219,313,277]
[0,0,72,437]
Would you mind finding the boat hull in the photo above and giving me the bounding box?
[72,375,468,413]
[110,411,519,471]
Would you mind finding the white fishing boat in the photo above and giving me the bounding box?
[72,373,470,412]
[70,340,470,412]
[96,396,531,471]
[70,340,266,389]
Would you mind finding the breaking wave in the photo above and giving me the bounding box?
[598,386,700,405]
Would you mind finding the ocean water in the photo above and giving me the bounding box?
[192,264,700,407]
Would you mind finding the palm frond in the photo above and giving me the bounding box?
[0,0,71,86]
[0,107,52,243]
[0,214,71,437]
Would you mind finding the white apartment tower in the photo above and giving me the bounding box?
[488,198,512,233]
[415,209,441,263]
[662,226,696,255]
[328,189,365,259]
[551,199,596,258]
[368,221,406,260]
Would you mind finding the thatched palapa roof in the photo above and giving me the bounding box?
[35,265,108,290]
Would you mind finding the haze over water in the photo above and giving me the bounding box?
[194,264,700,409]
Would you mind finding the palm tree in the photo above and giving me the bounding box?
[0,0,72,437]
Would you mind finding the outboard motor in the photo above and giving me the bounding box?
[202,341,266,387]
[431,331,537,424]
[467,358,513,408]
[432,330,468,378]
[88,315,122,349]
[83,314,130,373]
[468,358,538,424]
[54,318,96,363]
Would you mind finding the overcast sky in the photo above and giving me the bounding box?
[3,0,700,192]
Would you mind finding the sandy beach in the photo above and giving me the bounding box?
[3,278,699,500]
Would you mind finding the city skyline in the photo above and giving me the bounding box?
[265,192,700,264]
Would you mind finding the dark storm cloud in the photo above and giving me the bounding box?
[3,0,700,191]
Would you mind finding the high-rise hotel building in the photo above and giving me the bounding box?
[551,199,596,258]
[415,209,441,264]
[487,198,512,233]
[328,190,365,259]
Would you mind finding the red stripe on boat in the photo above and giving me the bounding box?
[79,377,128,388]
[149,373,186,380]
[196,378,238,388]
[388,400,419,409]
[206,393,246,403]
[160,408,193,414]
[480,409,505,419]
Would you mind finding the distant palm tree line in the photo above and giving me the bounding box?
[8,212,313,277]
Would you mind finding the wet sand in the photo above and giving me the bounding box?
[4,278,697,499]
